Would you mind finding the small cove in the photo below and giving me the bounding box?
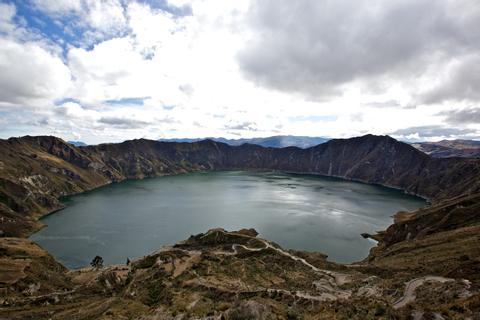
[31,171,425,268]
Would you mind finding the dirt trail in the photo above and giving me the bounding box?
[393,276,454,309]
[207,231,352,300]
[210,231,466,307]
[227,239,351,287]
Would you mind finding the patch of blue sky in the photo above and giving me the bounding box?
[105,97,150,106]
[54,98,81,106]
[13,2,83,49]
[12,1,132,53]
[0,111,8,120]
[289,115,338,122]
[140,0,192,16]
[10,0,189,55]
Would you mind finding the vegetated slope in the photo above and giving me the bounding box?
[412,140,480,158]
[1,227,478,319]
[1,134,480,237]
[352,192,480,317]
[0,136,117,236]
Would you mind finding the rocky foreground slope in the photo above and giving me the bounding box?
[0,134,479,319]
[1,224,479,319]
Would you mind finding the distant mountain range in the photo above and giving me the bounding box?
[159,135,329,148]
[69,136,480,158]
[411,140,480,158]
[67,141,87,147]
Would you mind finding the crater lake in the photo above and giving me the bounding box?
[31,171,425,268]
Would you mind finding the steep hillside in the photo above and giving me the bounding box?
[366,193,480,278]
[0,136,117,236]
[90,135,480,200]
[90,135,480,199]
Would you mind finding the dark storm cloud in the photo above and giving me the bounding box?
[238,0,480,102]
[420,55,480,104]
[439,107,480,124]
[390,125,476,138]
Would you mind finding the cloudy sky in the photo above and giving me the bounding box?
[0,0,479,144]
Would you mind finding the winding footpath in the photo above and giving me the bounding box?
[206,230,352,301]
[393,276,454,309]
[205,230,469,308]
[216,239,349,286]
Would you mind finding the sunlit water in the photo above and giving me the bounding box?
[31,171,424,268]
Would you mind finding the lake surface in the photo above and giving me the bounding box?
[31,171,424,268]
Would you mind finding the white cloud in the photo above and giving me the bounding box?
[66,35,188,107]
[0,0,479,143]
[128,1,179,51]
[0,2,16,35]
[32,0,127,42]
[238,0,480,103]
[0,38,71,106]
[87,0,126,31]
[31,0,83,13]
[56,101,97,119]
[419,54,480,104]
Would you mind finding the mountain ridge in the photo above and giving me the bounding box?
[412,139,480,158]
[1,134,480,238]
[159,135,329,148]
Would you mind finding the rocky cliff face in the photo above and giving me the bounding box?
[1,134,480,236]
[87,135,480,200]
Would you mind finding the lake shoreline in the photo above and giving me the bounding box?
[30,171,425,269]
